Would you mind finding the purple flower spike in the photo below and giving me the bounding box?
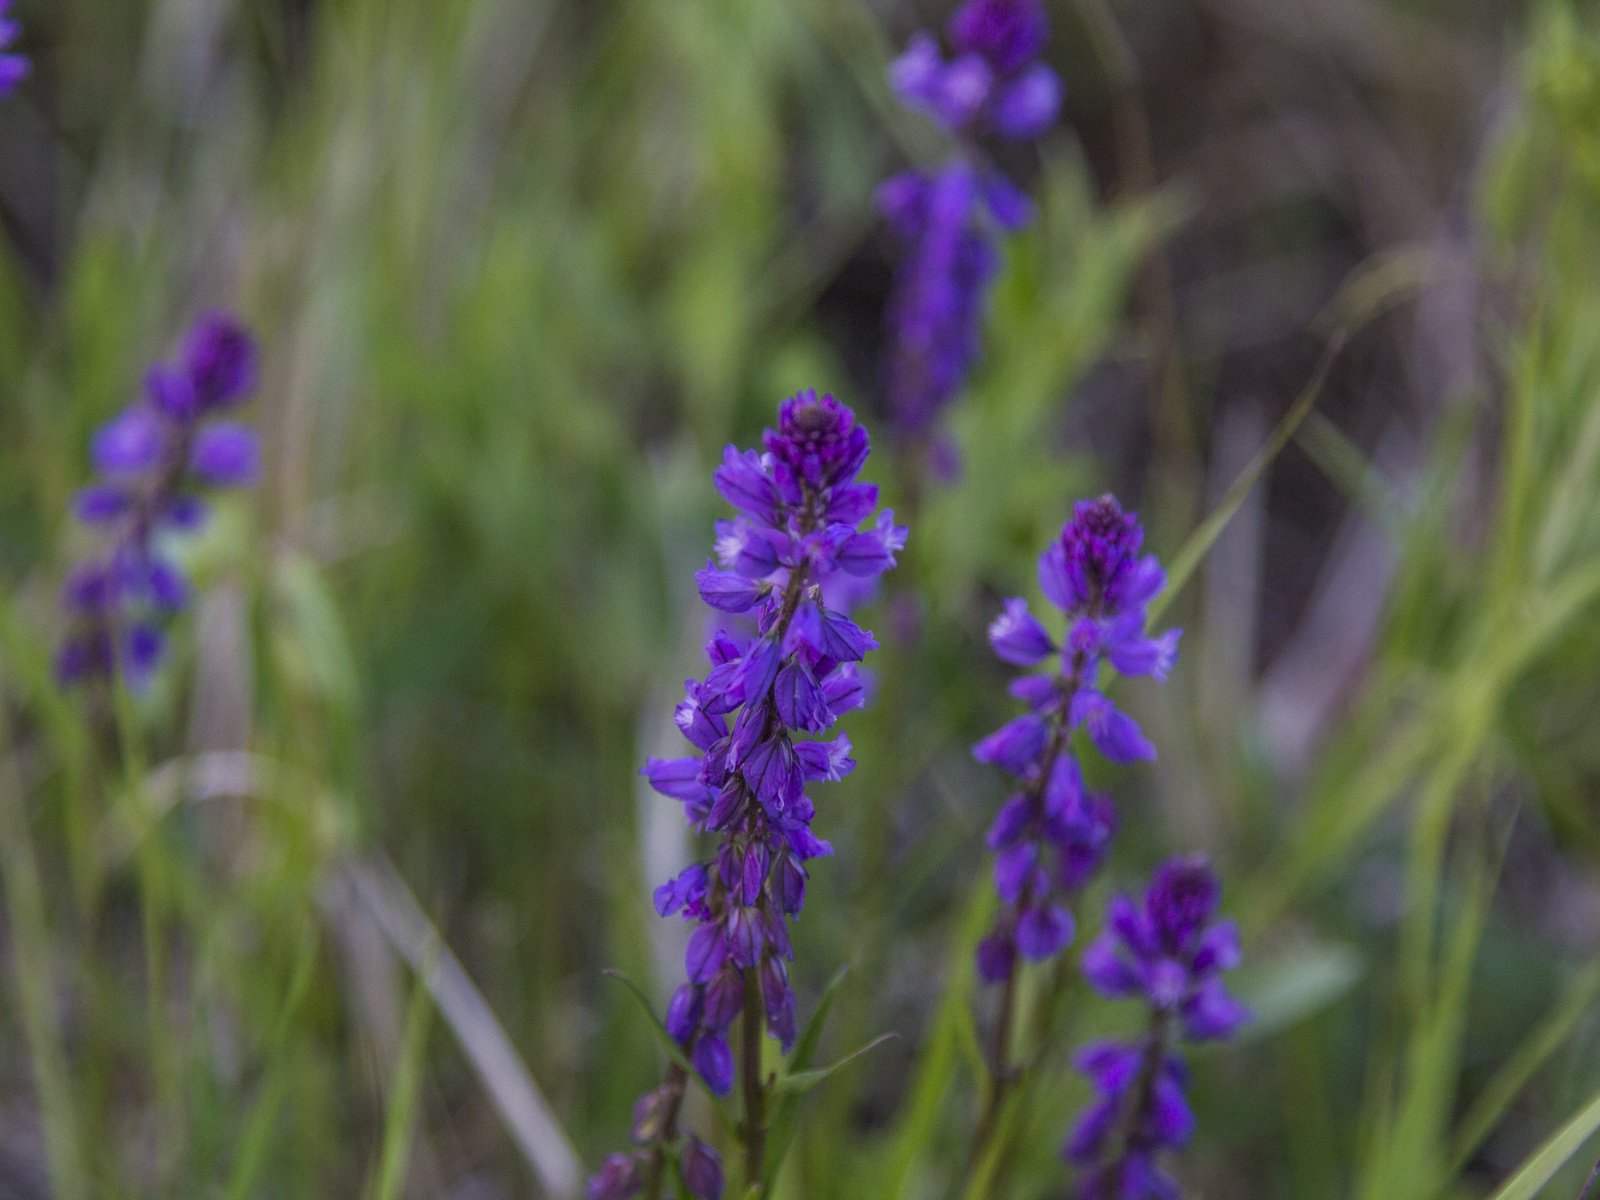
[971,496,1178,981]
[596,393,902,1189]
[57,311,262,687]
[1066,857,1249,1195]
[881,0,1062,439]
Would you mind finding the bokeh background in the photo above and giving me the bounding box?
[6,0,1600,1196]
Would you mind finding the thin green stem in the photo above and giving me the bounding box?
[0,665,88,1200]
[742,972,769,1191]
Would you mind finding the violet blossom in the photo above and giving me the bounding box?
[881,0,1062,437]
[592,391,904,1198]
[57,312,261,686]
[972,495,1179,981]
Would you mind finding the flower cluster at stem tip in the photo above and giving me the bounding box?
[972,494,1180,979]
[591,391,905,1199]
[57,312,261,686]
[881,0,1062,438]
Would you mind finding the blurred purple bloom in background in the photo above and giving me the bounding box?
[1066,856,1249,1198]
[0,0,27,97]
[881,0,1062,438]
[972,495,1179,980]
[56,311,261,686]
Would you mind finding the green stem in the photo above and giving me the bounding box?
[109,680,184,1190]
[0,667,88,1199]
[741,972,768,1191]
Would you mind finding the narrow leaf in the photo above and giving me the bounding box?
[769,1033,897,1097]
[603,970,738,1133]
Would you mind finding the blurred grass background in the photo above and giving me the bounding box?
[6,0,1600,1196]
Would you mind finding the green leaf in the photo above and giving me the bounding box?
[761,967,851,1192]
[1486,1087,1600,1200]
[603,970,737,1133]
[1233,943,1364,1041]
[769,1033,897,1097]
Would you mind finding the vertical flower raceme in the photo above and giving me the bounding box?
[972,494,1179,980]
[881,0,1062,438]
[1067,856,1250,1198]
[591,391,905,1198]
[0,0,27,96]
[57,312,261,686]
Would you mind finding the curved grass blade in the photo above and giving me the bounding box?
[1149,332,1346,625]
[1487,1087,1600,1200]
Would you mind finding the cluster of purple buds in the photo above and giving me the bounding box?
[643,392,904,1096]
[972,495,1179,981]
[1067,856,1250,1198]
[587,1084,724,1200]
[880,0,1062,437]
[57,312,260,685]
[0,0,27,96]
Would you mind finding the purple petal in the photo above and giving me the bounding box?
[189,423,261,486]
[1183,976,1251,1041]
[972,713,1048,775]
[1016,903,1073,960]
[976,930,1016,984]
[692,1033,734,1096]
[988,597,1054,666]
[74,485,130,524]
[1070,691,1155,764]
[991,63,1061,140]
[695,562,766,613]
[92,405,165,475]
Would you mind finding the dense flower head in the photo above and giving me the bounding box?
[56,311,261,686]
[971,496,1178,982]
[641,392,902,1094]
[1066,857,1250,1198]
[594,393,899,1198]
[880,0,1060,438]
[0,0,28,98]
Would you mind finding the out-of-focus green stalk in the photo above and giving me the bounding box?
[0,661,89,1200]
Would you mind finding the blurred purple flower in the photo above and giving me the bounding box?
[881,0,1062,437]
[56,311,261,686]
[0,0,28,97]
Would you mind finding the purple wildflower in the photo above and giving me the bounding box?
[972,496,1178,981]
[0,0,27,97]
[592,392,901,1198]
[56,311,262,686]
[881,0,1062,436]
[650,391,901,1083]
[892,0,1060,141]
[1066,856,1250,1197]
